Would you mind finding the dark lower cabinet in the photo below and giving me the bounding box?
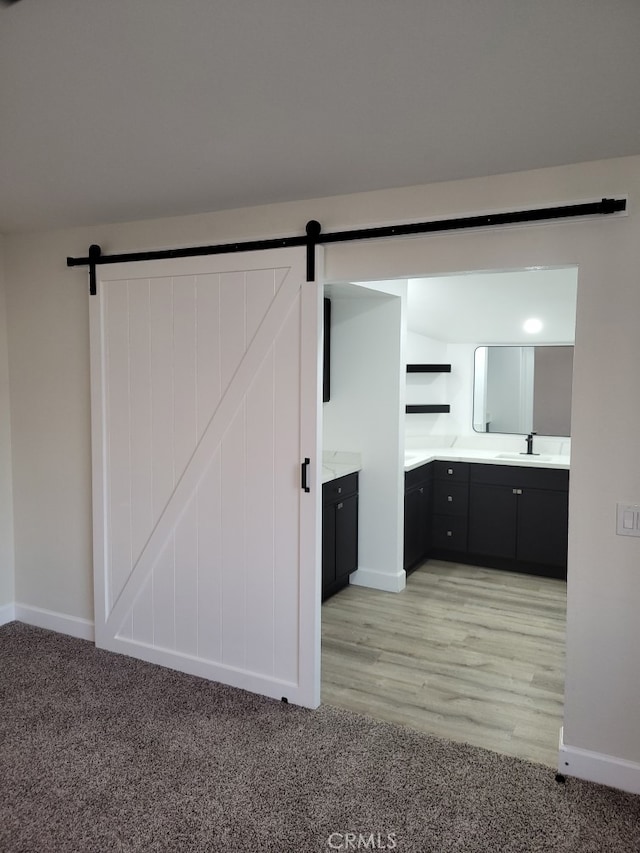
[405,460,569,580]
[516,487,569,568]
[467,464,569,578]
[323,473,359,601]
[404,484,428,570]
[431,513,469,551]
[467,483,518,559]
[431,462,470,553]
[403,463,432,573]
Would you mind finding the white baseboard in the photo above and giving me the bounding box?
[558,726,640,795]
[349,566,406,593]
[14,603,95,642]
[0,602,16,626]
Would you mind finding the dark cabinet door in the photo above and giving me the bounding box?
[404,484,427,570]
[322,500,337,591]
[335,494,358,580]
[468,483,518,559]
[517,488,569,567]
[323,476,359,601]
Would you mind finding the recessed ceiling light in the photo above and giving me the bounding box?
[523,318,543,334]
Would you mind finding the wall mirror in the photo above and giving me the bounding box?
[473,345,574,436]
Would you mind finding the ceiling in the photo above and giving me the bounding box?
[1,1,640,234]
[407,267,578,344]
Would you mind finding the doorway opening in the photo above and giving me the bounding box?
[320,265,577,768]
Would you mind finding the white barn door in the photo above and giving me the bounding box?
[89,248,321,708]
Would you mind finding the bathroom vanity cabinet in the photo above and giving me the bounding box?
[403,463,433,573]
[431,461,470,554]
[322,472,359,601]
[404,460,569,579]
[467,464,569,575]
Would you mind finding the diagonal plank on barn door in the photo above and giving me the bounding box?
[90,248,321,707]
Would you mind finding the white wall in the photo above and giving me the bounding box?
[4,154,640,790]
[0,236,15,613]
[323,282,405,592]
[404,331,452,438]
[5,233,93,619]
[405,330,446,364]
[446,342,478,438]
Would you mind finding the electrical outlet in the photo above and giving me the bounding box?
[616,503,640,537]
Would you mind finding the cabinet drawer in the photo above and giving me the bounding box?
[432,514,468,550]
[470,463,568,491]
[323,472,359,505]
[433,480,468,516]
[432,461,469,482]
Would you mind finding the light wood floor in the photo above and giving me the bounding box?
[321,560,566,768]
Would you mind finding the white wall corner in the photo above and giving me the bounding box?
[14,603,95,642]
[558,726,640,796]
[349,566,406,593]
[0,602,16,626]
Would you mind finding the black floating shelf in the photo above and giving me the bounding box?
[406,363,451,373]
[406,404,450,414]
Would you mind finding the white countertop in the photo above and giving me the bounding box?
[321,445,569,483]
[322,451,362,483]
[404,447,570,471]
[322,462,361,483]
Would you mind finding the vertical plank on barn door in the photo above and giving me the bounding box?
[89,248,321,708]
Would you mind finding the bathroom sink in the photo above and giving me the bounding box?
[494,452,553,462]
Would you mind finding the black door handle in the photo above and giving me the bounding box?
[301,458,310,493]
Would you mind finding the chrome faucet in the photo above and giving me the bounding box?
[522,432,538,456]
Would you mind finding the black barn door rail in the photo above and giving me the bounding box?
[67,197,627,294]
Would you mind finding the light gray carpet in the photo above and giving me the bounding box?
[1,622,639,853]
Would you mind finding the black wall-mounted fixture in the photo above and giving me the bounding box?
[407,364,452,373]
[323,298,331,403]
[406,405,451,414]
